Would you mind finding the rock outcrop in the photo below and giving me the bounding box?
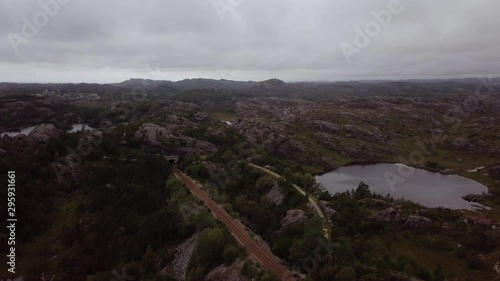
[164,115,198,131]
[164,236,197,281]
[134,123,218,153]
[203,162,226,179]
[179,137,218,154]
[369,208,401,223]
[462,192,493,203]
[27,124,61,146]
[404,216,432,230]
[451,137,471,151]
[265,183,285,205]
[319,201,338,220]
[204,261,248,281]
[134,123,174,146]
[279,210,308,232]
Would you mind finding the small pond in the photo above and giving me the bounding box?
[66,123,95,133]
[0,126,37,137]
[316,163,489,210]
[1,123,95,137]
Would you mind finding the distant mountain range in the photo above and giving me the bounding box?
[0,77,498,99]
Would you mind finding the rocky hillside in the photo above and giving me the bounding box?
[218,94,500,174]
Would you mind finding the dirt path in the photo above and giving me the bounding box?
[248,163,331,240]
[173,167,296,281]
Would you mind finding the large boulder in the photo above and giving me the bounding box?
[204,261,248,281]
[203,161,226,178]
[13,134,27,145]
[178,137,218,154]
[164,115,198,131]
[27,124,61,146]
[462,192,493,203]
[265,183,285,205]
[451,137,473,151]
[135,123,218,154]
[134,123,174,146]
[319,201,338,219]
[404,216,432,230]
[279,210,308,232]
[369,207,401,223]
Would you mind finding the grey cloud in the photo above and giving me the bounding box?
[0,0,499,83]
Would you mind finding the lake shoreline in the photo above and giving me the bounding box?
[1,123,95,137]
[321,159,488,189]
[316,162,490,210]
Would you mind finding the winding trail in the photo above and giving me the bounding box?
[173,167,296,281]
[248,163,332,240]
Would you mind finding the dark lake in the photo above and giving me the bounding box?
[1,123,94,137]
[316,163,489,210]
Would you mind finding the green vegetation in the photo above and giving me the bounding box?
[187,227,245,280]
[184,143,499,281]
[1,90,499,281]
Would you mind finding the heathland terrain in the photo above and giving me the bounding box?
[0,78,499,281]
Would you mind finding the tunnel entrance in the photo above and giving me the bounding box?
[165,154,180,166]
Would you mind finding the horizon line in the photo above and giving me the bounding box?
[1,76,499,85]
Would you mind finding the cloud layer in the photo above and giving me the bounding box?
[1,0,499,83]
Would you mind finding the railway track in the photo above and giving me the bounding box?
[173,167,296,281]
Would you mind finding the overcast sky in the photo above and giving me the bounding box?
[1,0,499,83]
